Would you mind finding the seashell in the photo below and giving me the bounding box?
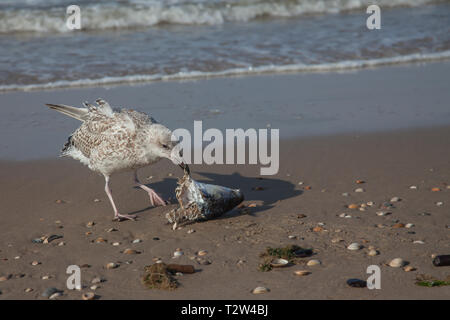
[348,204,359,209]
[95,237,107,243]
[93,198,101,202]
[166,165,244,227]
[252,286,269,294]
[197,250,208,256]
[376,211,390,216]
[306,259,321,266]
[355,180,365,184]
[409,185,417,189]
[132,239,142,243]
[347,243,361,251]
[405,223,414,228]
[49,292,62,299]
[86,221,95,227]
[173,250,184,258]
[31,261,40,266]
[332,238,343,243]
[270,258,289,268]
[403,266,416,272]
[187,229,196,234]
[368,249,379,256]
[388,258,406,268]
[82,292,95,300]
[123,248,139,255]
[90,285,99,290]
[342,192,349,197]
[367,201,374,206]
[106,228,117,232]
[312,226,324,232]
[24,288,33,293]
[355,188,364,193]
[44,234,62,244]
[106,262,118,269]
[112,242,120,246]
[413,240,425,244]
[294,270,310,276]
[436,202,443,206]
[390,197,401,202]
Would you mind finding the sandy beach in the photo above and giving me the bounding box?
[0,61,449,299]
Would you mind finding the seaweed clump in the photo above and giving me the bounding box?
[258,245,313,272]
[415,274,450,287]
[142,263,178,290]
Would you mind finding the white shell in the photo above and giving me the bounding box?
[294,270,310,276]
[389,258,406,267]
[252,286,269,294]
[368,249,379,256]
[173,251,184,258]
[347,243,361,251]
[355,188,365,193]
[390,197,400,202]
[270,258,289,268]
[405,223,414,228]
[306,259,321,266]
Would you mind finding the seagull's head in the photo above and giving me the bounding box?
[150,124,185,169]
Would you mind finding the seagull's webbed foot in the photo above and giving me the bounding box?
[113,213,137,222]
[148,189,167,207]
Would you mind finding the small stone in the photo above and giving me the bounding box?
[347,243,362,251]
[82,292,95,300]
[58,241,65,246]
[90,285,99,290]
[392,223,405,229]
[306,259,321,266]
[331,238,343,243]
[390,197,401,202]
[431,187,441,192]
[348,204,359,209]
[312,226,324,232]
[196,258,212,265]
[355,180,365,184]
[187,229,196,234]
[342,192,349,197]
[288,235,297,239]
[95,237,107,243]
[355,188,365,193]
[25,288,33,293]
[368,249,379,256]
[367,201,374,206]
[294,270,310,276]
[44,234,63,244]
[436,202,443,206]
[388,258,406,268]
[359,207,366,212]
[298,181,304,185]
[86,221,95,227]
[152,237,160,241]
[297,214,307,218]
[173,250,184,258]
[0,276,9,282]
[304,186,311,190]
[55,200,64,204]
[197,250,208,256]
[403,266,416,272]
[91,277,104,284]
[347,279,367,288]
[42,275,50,280]
[405,223,414,228]
[252,286,269,294]
[106,262,118,269]
[31,261,40,266]
[376,211,390,216]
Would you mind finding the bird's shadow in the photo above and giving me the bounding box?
[131,171,302,219]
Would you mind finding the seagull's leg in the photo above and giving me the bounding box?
[133,170,167,206]
[104,174,136,221]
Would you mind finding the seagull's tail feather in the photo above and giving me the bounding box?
[46,103,88,121]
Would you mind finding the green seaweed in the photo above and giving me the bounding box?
[416,280,450,287]
[258,245,313,272]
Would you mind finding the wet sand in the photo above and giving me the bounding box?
[0,126,449,299]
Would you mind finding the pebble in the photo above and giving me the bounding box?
[436,202,443,206]
[342,192,349,197]
[388,258,406,268]
[132,239,142,243]
[355,180,365,184]
[376,211,390,216]
[173,250,184,258]
[403,266,416,272]
[288,235,297,239]
[355,188,365,193]
[390,197,401,202]
[95,237,107,243]
[294,270,310,276]
[347,243,362,251]
[0,276,8,282]
[91,277,104,284]
[312,226,324,232]
[368,249,379,256]
[252,287,269,294]
[348,204,359,209]
[331,238,343,243]
[405,223,414,228]
[187,229,196,234]
[86,221,95,228]
[82,292,95,300]
[24,288,33,293]
[42,287,59,298]
[106,262,118,269]
[431,187,441,192]
[306,259,321,266]
[90,285,99,290]
[392,223,405,229]
[31,261,40,266]
[58,241,65,246]
[347,279,367,288]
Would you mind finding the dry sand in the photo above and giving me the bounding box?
[0,126,449,299]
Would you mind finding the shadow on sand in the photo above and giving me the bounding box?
[130,171,302,219]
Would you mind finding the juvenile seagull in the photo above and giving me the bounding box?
[46,98,184,221]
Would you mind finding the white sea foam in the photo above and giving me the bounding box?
[2,50,449,92]
[0,0,444,33]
